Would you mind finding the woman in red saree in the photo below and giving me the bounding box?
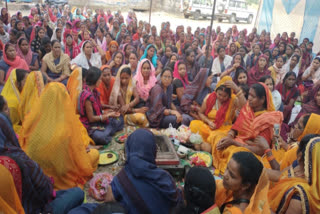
[210,82,283,175]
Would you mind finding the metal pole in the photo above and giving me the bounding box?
[149,0,153,24]
[5,0,8,12]
[208,0,217,47]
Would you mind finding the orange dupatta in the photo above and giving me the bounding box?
[269,137,320,214]
[232,83,283,145]
[97,65,115,105]
[216,169,271,214]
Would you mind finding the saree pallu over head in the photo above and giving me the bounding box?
[0,113,54,213]
[1,69,21,134]
[205,76,236,129]
[111,129,181,214]
[42,51,71,76]
[105,40,119,62]
[18,71,44,122]
[180,68,210,114]
[216,169,271,214]
[269,137,320,214]
[19,83,97,190]
[134,59,157,101]
[0,164,24,214]
[173,60,189,89]
[3,46,29,81]
[109,65,133,106]
[140,44,158,68]
[66,66,83,112]
[232,83,283,144]
[247,54,270,86]
[97,65,115,105]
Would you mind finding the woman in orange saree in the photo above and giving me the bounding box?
[19,83,99,190]
[215,152,271,214]
[190,76,246,152]
[18,71,45,122]
[212,83,283,175]
[96,65,115,108]
[268,135,320,214]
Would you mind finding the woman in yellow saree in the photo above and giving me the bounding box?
[18,71,45,122]
[279,113,320,170]
[189,76,246,147]
[1,69,28,134]
[19,82,99,190]
[66,65,84,112]
[215,151,270,214]
[109,65,149,127]
[268,135,320,214]
[212,83,283,175]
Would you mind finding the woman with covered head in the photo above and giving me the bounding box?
[0,43,29,88]
[105,40,119,63]
[190,76,246,152]
[210,82,283,174]
[103,129,182,214]
[1,69,28,133]
[268,135,320,214]
[79,66,124,145]
[109,65,149,127]
[0,102,85,213]
[71,39,105,69]
[247,54,270,86]
[41,40,71,85]
[133,58,157,105]
[16,38,40,71]
[63,33,81,59]
[19,82,99,190]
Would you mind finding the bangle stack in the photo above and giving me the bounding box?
[264,148,275,162]
[100,115,103,122]
[236,90,243,97]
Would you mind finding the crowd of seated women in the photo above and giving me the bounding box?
[0,4,320,214]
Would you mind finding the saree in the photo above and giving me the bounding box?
[111,129,181,214]
[269,137,320,214]
[42,51,71,76]
[66,66,83,112]
[105,40,119,62]
[0,113,54,213]
[275,83,299,124]
[18,71,44,122]
[134,59,157,101]
[216,169,270,214]
[0,164,25,214]
[19,83,99,190]
[190,76,236,143]
[110,65,149,127]
[247,55,270,86]
[3,49,29,81]
[140,44,158,68]
[146,83,173,128]
[97,65,115,105]
[280,113,320,170]
[180,68,211,114]
[1,69,21,133]
[210,83,283,174]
